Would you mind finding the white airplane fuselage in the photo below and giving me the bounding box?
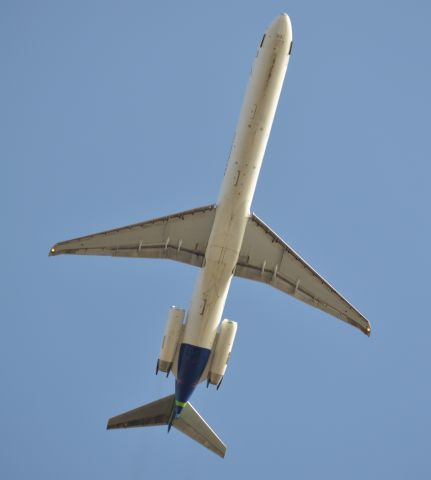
[175,14,292,410]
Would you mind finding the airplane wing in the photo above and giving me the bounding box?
[235,213,371,336]
[50,205,370,335]
[49,205,216,268]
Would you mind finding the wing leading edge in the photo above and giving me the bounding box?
[50,206,370,335]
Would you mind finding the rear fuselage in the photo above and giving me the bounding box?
[175,14,292,409]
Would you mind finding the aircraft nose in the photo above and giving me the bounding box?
[268,13,292,40]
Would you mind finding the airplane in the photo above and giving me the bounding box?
[49,13,371,458]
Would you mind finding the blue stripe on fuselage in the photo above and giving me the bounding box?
[175,343,211,405]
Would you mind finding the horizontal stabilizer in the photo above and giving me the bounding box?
[107,395,226,458]
[173,401,226,458]
[107,395,174,428]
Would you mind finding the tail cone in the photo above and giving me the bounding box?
[175,399,187,417]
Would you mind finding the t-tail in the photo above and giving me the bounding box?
[107,394,226,458]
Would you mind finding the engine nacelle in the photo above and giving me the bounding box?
[208,319,238,386]
[157,307,185,373]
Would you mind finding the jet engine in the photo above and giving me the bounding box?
[207,319,238,387]
[156,307,185,374]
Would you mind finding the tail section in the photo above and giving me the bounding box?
[173,401,226,458]
[107,395,226,458]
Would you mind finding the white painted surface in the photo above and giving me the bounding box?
[208,319,238,384]
[158,306,185,371]
[183,14,292,349]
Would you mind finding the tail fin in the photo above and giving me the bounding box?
[107,395,226,458]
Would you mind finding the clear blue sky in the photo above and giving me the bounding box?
[2,1,431,478]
